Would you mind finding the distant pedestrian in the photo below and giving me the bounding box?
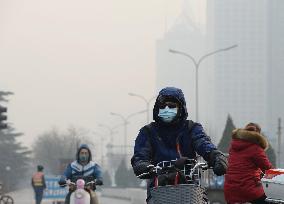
[31,165,46,204]
[224,123,273,204]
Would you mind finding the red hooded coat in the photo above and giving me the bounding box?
[224,129,272,203]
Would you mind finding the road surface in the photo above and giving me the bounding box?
[8,188,131,204]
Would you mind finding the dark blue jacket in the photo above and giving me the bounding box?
[131,87,216,167]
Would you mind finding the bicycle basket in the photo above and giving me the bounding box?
[150,184,206,204]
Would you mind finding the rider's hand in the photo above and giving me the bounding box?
[209,150,228,176]
[85,185,91,191]
[95,180,103,186]
[69,184,76,191]
[133,161,155,179]
[58,178,66,187]
[174,157,189,169]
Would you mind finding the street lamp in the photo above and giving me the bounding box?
[5,166,11,171]
[97,123,120,161]
[110,110,147,155]
[5,166,11,192]
[93,131,106,167]
[128,93,156,124]
[169,44,238,122]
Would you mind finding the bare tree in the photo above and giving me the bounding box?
[32,126,94,174]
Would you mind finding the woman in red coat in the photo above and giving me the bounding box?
[224,123,273,204]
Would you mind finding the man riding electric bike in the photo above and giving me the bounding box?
[131,87,228,203]
[58,144,103,204]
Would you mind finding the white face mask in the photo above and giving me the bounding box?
[158,106,178,122]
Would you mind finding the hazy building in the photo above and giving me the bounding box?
[207,0,284,166]
[267,1,284,156]
[156,1,284,162]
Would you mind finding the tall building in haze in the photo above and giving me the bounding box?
[207,0,284,167]
[156,1,284,162]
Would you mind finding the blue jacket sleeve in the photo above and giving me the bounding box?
[191,123,217,161]
[63,163,72,180]
[59,163,72,184]
[94,164,103,182]
[131,128,153,167]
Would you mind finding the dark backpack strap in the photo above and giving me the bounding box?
[176,120,196,158]
[187,120,196,133]
[143,123,153,144]
[142,123,155,159]
[186,120,200,160]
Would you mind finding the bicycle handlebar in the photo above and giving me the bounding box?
[137,161,208,179]
[62,180,96,187]
[137,165,161,179]
[188,162,208,179]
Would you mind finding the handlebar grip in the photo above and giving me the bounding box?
[86,181,95,185]
[137,172,150,178]
[201,164,209,170]
[95,180,103,186]
[66,180,76,185]
[137,169,157,179]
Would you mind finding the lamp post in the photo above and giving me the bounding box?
[97,124,120,187]
[277,118,282,167]
[93,131,106,167]
[169,44,238,122]
[128,93,156,124]
[97,123,120,163]
[5,166,11,192]
[110,110,146,155]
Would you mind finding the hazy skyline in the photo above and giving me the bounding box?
[0,0,190,147]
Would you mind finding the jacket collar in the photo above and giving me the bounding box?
[232,129,268,150]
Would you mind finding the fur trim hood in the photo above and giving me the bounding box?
[232,129,269,150]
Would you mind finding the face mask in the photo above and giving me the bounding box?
[79,155,89,162]
[158,106,178,123]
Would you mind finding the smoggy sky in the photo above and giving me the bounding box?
[0,0,186,148]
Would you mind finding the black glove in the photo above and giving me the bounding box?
[58,178,66,187]
[133,161,155,179]
[174,157,189,170]
[95,180,103,186]
[209,150,228,176]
